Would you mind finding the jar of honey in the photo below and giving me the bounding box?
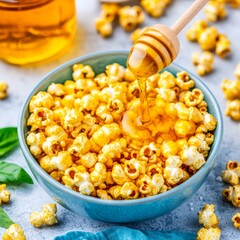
[0,0,76,65]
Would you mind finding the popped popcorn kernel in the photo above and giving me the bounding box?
[30,203,57,228]
[198,204,219,229]
[0,81,8,99]
[226,99,240,121]
[192,51,214,76]
[204,0,227,22]
[196,227,221,240]
[2,224,26,240]
[222,185,240,207]
[0,184,11,205]
[140,0,171,18]
[118,6,144,32]
[232,212,240,229]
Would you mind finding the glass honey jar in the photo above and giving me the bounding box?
[0,0,76,65]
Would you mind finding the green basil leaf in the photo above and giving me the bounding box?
[0,127,19,158]
[0,161,33,184]
[0,207,14,229]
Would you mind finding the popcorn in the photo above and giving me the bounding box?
[216,34,231,58]
[140,0,171,18]
[30,203,57,228]
[26,65,216,200]
[204,0,227,22]
[118,6,144,32]
[0,81,8,99]
[196,227,221,240]
[226,99,240,121]
[2,224,26,240]
[186,21,231,59]
[232,212,240,229]
[192,51,214,76]
[222,160,240,185]
[0,184,11,205]
[198,204,219,229]
[222,185,240,207]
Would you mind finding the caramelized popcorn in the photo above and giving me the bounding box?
[0,81,8,99]
[140,0,171,18]
[216,34,231,58]
[0,184,11,205]
[95,17,113,38]
[232,212,240,229]
[222,160,240,185]
[196,227,221,240]
[222,185,240,207]
[198,204,219,229]
[192,51,214,76]
[204,0,227,22]
[187,21,231,59]
[26,64,216,200]
[2,224,26,240]
[30,203,57,228]
[186,20,208,42]
[221,79,240,101]
[226,99,240,121]
[118,6,144,32]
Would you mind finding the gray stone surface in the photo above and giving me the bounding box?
[0,0,239,239]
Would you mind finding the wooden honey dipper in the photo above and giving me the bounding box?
[127,0,209,78]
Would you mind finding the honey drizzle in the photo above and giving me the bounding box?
[137,77,150,123]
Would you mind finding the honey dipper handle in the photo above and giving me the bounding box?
[171,0,209,35]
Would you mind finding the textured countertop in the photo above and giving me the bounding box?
[0,0,240,239]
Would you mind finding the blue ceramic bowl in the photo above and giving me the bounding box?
[18,51,223,223]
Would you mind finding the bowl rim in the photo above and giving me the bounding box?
[18,50,223,206]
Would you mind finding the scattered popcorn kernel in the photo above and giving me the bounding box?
[30,203,57,228]
[232,212,240,229]
[101,3,120,22]
[0,184,11,205]
[140,0,171,18]
[216,34,231,58]
[222,185,240,207]
[192,51,214,76]
[198,27,218,51]
[118,6,144,32]
[95,17,113,38]
[186,20,208,42]
[204,1,227,22]
[226,99,240,121]
[221,79,240,101]
[0,81,8,99]
[198,204,219,229]
[196,227,221,240]
[2,224,26,240]
[222,160,240,185]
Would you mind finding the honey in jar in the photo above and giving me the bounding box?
[0,0,76,65]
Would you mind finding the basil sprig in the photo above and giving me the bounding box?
[0,127,19,158]
[0,162,33,184]
[0,207,14,229]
